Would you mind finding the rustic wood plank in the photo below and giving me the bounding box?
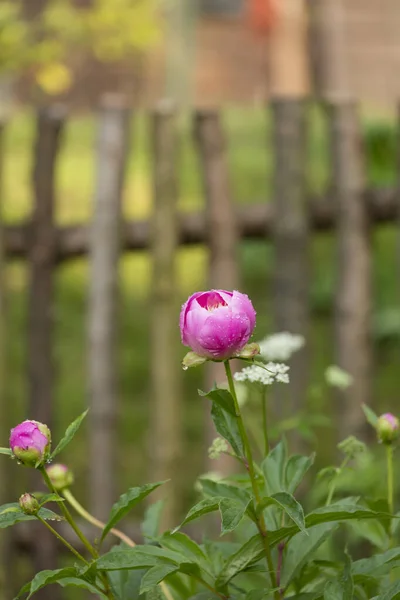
[87,97,130,520]
[271,99,310,427]
[148,104,182,529]
[330,100,372,440]
[193,110,239,476]
[2,188,395,260]
[28,106,65,600]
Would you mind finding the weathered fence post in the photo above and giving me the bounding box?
[28,107,64,599]
[329,100,372,441]
[271,100,310,425]
[149,103,181,528]
[88,97,130,521]
[193,110,239,475]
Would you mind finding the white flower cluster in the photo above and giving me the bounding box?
[234,362,289,386]
[259,332,305,362]
[208,437,229,460]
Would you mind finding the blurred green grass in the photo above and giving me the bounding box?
[2,105,400,517]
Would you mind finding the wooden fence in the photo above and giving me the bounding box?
[0,97,399,599]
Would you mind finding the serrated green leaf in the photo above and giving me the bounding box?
[101,481,167,541]
[259,492,306,532]
[160,532,212,577]
[58,578,108,597]
[140,563,179,594]
[285,453,315,494]
[199,388,237,416]
[51,410,88,459]
[324,552,353,600]
[282,523,338,587]
[25,568,79,599]
[377,580,400,600]
[305,504,390,528]
[142,500,164,542]
[220,498,251,534]
[211,403,244,457]
[38,494,65,507]
[362,404,378,428]
[96,545,182,571]
[262,440,287,495]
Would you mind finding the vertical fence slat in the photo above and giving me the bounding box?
[194,111,239,474]
[271,100,309,425]
[149,105,181,528]
[88,98,130,520]
[28,107,64,599]
[330,100,371,440]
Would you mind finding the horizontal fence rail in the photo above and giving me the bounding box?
[2,187,397,260]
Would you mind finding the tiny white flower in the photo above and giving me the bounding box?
[234,362,289,386]
[325,365,353,390]
[208,437,229,460]
[259,332,305,362]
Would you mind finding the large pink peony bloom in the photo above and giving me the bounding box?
[180,290,256,360]
[9,420,51,467]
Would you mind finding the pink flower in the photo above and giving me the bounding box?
[9,420,51,467]
[180,290,256,360]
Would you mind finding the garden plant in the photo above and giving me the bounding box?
[1,289,399,599]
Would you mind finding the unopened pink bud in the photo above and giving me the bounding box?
[180,290,256,361]
[9,420,51,467]
[46,463,74,491]
[19,493,40,515]
[377,413,400,445]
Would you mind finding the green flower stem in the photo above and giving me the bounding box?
[63,489,175,600]
[40,467,98,559]
[194,575,228,600]
[387,445,394,516]
[224,360,279,600]
[325,456,349,506]
[36,515,89,565]
[261,388,270,457]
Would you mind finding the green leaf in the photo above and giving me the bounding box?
[146,585,164,600]
[140,563,179,594]
[199,478,251,503]
[177,497,250,535]
[378,581,400,600]
[0,447,12,456]
[262,440,287,495]
[199,388,237,416]
[362,404,378,428]
[282,523,338,587]
[0,504,62,529]
[57,578,108,597]
[14,568,80,599]
[101,481,167,541]
[285,453,315,494]
[211,403,244,457]
[51,409,88,459]
[220,498,251,534]
[349,519,389,550]
[216,535,266,587]
[96,545,182,571]
[38,494,65,507]
[352,548,400,578]
[142,500,164,542]
[259,492,306,532]
[323,552,353,600]
[305,504,390,528]
[177,498,221,530]
[160,532,212,577]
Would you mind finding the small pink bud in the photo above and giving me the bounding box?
[46,463,74,491]
[180,290,256,361]
[9,420,51,467]
[377,413,400,445]
[19,493,40,516]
